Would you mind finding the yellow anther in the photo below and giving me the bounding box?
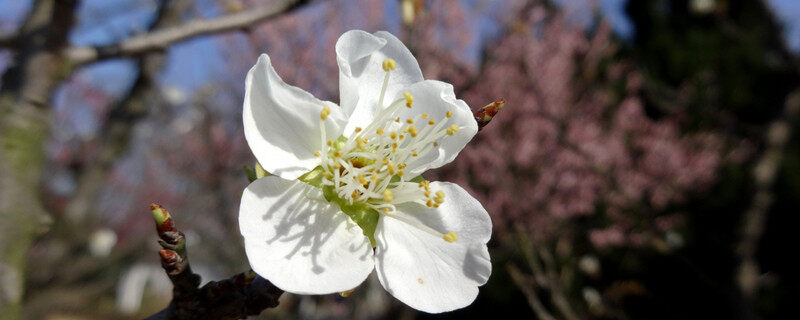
[314,150,321,156]
[403,91,414,108]
[383,208,390,213]
[333,151,341,158]
[426,200,434,207]
[399,134,405,140]
[422,113,429,119]
[382,59,397,71]
[390,132,397,139]
[327,140,333,146]
[357,138,366,149]
[408,125,418,137]
[323,172,331,179]
[397,170,404,177]
[392,142,398,152]
[446,110,453,118]
[398,163,407,169]
[320,106,331,120]
[370,175,378,182]
[428,120,436,125]
[433,203,440,208]
[449,125,459,133]
[351,191,359,199]
[425,190,431,197]
[340,288,356,297]
[333,163,341,169]
[395,117,401,123]
[382,158,389,164]
[406,118,414,124]
[433,141,439,147]
[383,189,394,202]
[434,196,445,204]
[443,232,458,243]
[355,127,363,133]
[435,190,445,199]
[387,162,396,174]
[376,128,384,135]
[358,175,367,185]
[412,150,418,157]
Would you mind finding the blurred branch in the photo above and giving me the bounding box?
[66,0,310,65]
[0,0,79,317]
[0,32,17,48]
[146,205,283,320]
[736,90,800,303]
[508,264,557,320]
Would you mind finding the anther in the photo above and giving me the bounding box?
[408,125,418,137]
[355,127,363,132]
[443,232,458,243]
[446,111,453,118]
[383,189,394,202]
[382,59,397,71]
[403,92,414,108]
[320,106,331,120]
[314,150,321,156]
[428,120,435,125]
[376,128,384,135]
[422,113,429,119]
[327,140,333,146]
[390,132,397,139]
[406,118,414,124]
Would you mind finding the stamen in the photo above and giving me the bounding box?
[404,92,414,108]
[382,59,397,71]
[443,232,458,243]
[446,111,453,118]
[383,189,394,202]
[320,106,331,120]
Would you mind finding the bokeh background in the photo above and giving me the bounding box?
[1,0,799,319]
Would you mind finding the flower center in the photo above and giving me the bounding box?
[311,59,460,245]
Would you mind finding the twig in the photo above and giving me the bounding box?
[507,264,557,320]
[146,204,283,320]
[65,0,309,65]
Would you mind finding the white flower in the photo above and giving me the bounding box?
[238,30,492,313]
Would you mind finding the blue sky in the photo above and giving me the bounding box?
[1,0,799,100]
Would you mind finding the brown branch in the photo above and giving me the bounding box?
[65,0,310,65]
[736,90,800,303]
[508,264,558,320]
[146,205,283,320]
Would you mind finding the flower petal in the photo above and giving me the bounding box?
[336,30,423,135]
[239,176,374,294]
[244,53,347,180]
[395,80,478,176]
[374,182,492,313]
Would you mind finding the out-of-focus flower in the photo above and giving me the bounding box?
[238,30,491,313]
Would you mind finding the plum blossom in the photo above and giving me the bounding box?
[238,30,492,313]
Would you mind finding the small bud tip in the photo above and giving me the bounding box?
[150,204,169,225]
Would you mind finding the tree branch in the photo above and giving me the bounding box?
[65,0,310,65]
[146,205,283,320]
[736,89,800,303]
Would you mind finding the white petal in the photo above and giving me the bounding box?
[244,54,347,180]
[374,182,492,313]
[336,30,423,135]
[396,80,478,176]
[239,176,374,294]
